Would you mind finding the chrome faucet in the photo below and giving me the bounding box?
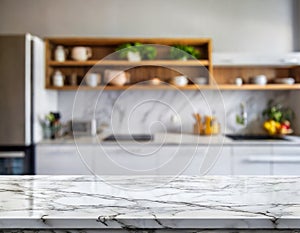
[236,103,247,126]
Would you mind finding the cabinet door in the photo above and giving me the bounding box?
[156,146,231,175]
[272,146,300,175]
[93,146,159,175]
[36,145,93,175]
[232,146,272,175]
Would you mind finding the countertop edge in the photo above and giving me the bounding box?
[1,217,300,229]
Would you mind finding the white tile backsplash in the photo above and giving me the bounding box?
[58,90,292,134]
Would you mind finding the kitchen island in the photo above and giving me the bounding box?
[0,176,300,232]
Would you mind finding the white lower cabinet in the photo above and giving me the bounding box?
[272,146,300,175]
[202,146,232,175]
[36,144,300,175]
[156,146,203,175]
[36,145,94,175]
[156,146,231,175]
[93,146,159,175]
[36,144,232,175]
[232,146,272,175]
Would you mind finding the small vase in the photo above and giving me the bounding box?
[127,51,141,62]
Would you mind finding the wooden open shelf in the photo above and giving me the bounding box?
[48,60,210,67]
[45,37,213,89]
[45,37,300,91]
[46,83,300,91]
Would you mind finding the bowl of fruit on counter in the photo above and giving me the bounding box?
[262,100,295,135]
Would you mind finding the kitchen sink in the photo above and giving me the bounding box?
[225,134,290,141]
[103,134,153,142]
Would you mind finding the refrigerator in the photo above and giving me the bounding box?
[0,34,57,175]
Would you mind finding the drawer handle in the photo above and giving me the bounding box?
[0,152,25,158]
[244,156,300,163]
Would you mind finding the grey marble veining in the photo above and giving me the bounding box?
[1,231,300,233]
[1,175,300,230]
[59,90,291,134]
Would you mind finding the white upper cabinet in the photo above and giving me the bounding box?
[213,52,300,66]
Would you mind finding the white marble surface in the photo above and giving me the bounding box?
[59,90,293,135]
[1,175,300,230]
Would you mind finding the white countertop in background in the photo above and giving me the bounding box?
[0,175,300,230]
[38,133,300,146]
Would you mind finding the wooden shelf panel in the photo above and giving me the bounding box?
[46,84,300,91]
[48,60,210,67]
[213,84,300,90]
[46,84,208,91]
[45,37,212,46]
[214,64,300,69]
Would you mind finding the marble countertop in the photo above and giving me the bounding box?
[38,132,300,146]
[1,175,300,230]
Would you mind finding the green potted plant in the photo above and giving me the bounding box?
[116,43,157,61]
[170,45,200,60]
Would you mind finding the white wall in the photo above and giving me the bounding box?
[0,0,295,52]
[0,0,298,134]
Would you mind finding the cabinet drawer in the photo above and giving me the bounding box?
[36,145,93,175]
[156,146,205,175]
[232,146,272,175]
[156,146,231,175]
[272,146,300,155]
[94,146,160,175]
[205,147,231,175]
[271,146,300,175]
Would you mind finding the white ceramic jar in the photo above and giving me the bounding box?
[54,45,68,62]
[52,70,65,87]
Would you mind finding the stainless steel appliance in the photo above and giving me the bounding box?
[0,34,41,174]
[70,120,93,136]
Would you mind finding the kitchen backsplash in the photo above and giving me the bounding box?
[58,90,292,135]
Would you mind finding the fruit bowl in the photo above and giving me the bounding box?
[263,120,293,135]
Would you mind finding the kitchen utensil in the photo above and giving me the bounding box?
[71,46,92,61]
[169,75,188,86]
[52,70,65,87]
[274,77,295,85]
[193,113,204,135]
[85,73,101,87]
[54,45,68,62]
[190,77,207,85]
[104,69,130,86]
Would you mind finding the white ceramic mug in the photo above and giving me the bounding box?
[71,47,92,61]
[86,73,101,87]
